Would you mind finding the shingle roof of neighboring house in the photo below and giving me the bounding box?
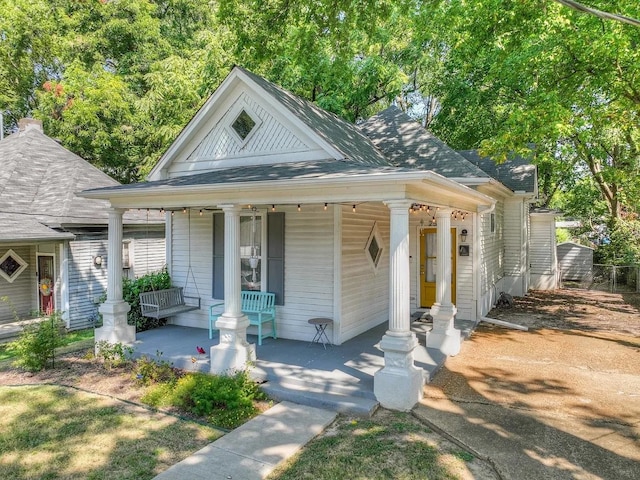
[240,67,391,167]
[0,126,160,228]
[0,213,74,242]
[457,149,537,193]
[359,106,490,179]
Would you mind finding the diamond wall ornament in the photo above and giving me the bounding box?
[0,249,29,283]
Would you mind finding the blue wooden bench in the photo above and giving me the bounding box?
[209,291,277,345]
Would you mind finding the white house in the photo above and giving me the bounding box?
[0,119,165,331]
[81,67,544,410]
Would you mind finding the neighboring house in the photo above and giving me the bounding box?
[82,66,550,410]
[0,119,165,330]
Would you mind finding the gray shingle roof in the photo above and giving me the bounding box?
[0,213,74,242]
[359,106,490,179]
[0,127,161,226]
[457,150,537,193]
[83,159,412,194]
[240,67,391,167]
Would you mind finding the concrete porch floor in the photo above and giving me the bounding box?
[132,316,475,415]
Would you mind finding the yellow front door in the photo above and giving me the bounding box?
[419,228,456,308]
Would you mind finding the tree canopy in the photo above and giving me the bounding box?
[1,0,638,260]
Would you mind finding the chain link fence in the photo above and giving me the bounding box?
[561,265,640,293]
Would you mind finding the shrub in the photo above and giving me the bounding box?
[141,370,268,429]
[134,352,178,386]
[12,312,66,372]
[122,269,171,332]
[95,341,133,369]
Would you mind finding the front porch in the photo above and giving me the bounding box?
[131,317,475,415]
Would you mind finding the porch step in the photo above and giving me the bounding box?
[261,379,379,417]
[0,322,28,344]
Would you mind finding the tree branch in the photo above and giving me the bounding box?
[552,0,640,27]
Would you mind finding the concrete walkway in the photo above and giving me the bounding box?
[154,401,336,480]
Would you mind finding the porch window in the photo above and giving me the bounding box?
[0,249,28,283]
[240,214,262,291]
[212,211,285,305]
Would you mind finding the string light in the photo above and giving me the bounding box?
[171,210,174,216]
[352,204,356,213]
[182,207,187,214]
[271,204,276,212]
[297,204,301,212]
[199,209,203,216]
[160,207,164,214]
[324,203,328,211]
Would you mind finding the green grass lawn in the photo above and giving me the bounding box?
[0,328,94,362]
[0,385,222,479]
[268,410,484,480]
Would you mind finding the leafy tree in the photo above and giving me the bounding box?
[420,1,639,225]
[0,0,65,130]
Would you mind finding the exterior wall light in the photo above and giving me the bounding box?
[460,229,468,243]
[93,255,103,267]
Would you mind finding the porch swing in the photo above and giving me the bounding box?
[139,208,201,320]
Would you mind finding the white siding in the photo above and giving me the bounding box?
[340,204,389,341]
[167,206,336,343]
[453,220,474,320]
[279,205,334,341]
[502,198,528,296]
[131,237,166,277]
[0,245,36,322]
[166,211,213,329]
[67,240,108,330]
[479,201,505,308]
[557,242,594,281]
[530,214,558,289]
[67,236,166,330]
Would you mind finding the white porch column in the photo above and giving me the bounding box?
[96,208,134,345]
[426,207,461,356]
[210,205,256,374]
[374,200,424,411]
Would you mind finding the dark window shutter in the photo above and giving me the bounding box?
[267,212,285,305]
[212,213,225,299]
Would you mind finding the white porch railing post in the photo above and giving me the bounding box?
[210,204,256,374]
[426,207,461,356]
[96,208,134,345]
[374,200,424,411]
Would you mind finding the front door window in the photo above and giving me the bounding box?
[420,228,456,308]
[37,255,55,315]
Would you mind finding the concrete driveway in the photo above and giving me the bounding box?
[414,290,640,480]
